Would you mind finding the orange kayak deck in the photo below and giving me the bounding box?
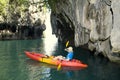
[25,51,88,68]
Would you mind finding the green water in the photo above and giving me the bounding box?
[0,39,120,80]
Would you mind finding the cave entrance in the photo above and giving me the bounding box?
[51,12,74,46]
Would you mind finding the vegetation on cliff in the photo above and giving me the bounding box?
[0,0,48,40]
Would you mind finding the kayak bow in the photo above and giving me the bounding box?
[25,51,88,68]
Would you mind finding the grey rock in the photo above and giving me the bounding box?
[49,0,120,63]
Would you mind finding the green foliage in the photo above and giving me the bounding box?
[48,0,58,11]
[0,0,29,18]
[0,0,50,23]
[9,0,29,6]
[9,0,29,11]
[0,0,9,15]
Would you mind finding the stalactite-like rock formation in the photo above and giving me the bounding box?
[49,0,120,63]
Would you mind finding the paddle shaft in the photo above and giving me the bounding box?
[57,41,69,70]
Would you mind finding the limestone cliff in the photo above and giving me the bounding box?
[0,0,46,40]
[49,0,120,63]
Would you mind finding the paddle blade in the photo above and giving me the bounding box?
[57,63,61,71]
[66,41,69,47]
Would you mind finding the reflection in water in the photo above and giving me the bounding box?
[27,65,51,80]
[0,41,29,80]
[26,11,58,80]
[26,60,52,80]
[0,39,120,80]
[26,59,82,80]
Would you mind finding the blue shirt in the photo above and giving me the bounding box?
[66,52,73,60]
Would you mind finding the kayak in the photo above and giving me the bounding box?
[26,59,85,71]
[25,51,88,68]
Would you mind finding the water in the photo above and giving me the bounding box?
[0,11,120,80]
[0,39,120,80]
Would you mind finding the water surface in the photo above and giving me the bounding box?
[0,39,120,80]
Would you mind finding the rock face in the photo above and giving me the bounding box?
[49,0,120,63]
[0,0,46,40]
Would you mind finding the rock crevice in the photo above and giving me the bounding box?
[49,0,120,63]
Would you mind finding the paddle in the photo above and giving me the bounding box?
[57,41,69,71]
[66,41,69,47]
[57,62,62,71]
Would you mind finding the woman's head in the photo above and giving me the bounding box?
[67,46,73,52]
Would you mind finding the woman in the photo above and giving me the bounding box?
[53,46,74,61]
[65,46,74,61]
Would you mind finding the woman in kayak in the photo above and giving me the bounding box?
[53,46,74,61]
[65,46,74,61]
